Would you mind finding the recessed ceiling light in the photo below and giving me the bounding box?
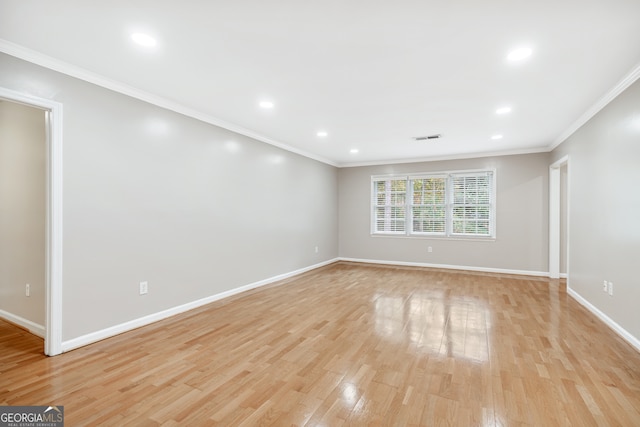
[507,47,532,62]
[491,134,504,140]
[496,107,512,115]
[317,131,328,137]
[350,149,359,154]
[131,33,157,47]
[259,101,274,109]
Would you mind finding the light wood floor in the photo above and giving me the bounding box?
[2,262,640,426]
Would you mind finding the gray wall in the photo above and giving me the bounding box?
[551,78,640,340]
[338,153,550,273]
[0,100,46,327]
[0,53,339,341]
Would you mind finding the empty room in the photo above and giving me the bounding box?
[1,1,639,425]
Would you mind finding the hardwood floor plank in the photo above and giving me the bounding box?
[2,262,640,425]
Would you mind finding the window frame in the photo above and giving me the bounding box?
[371,169,496,239]
[408,174,448,236]
[371,177,408,235]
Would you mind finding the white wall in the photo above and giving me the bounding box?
[0,52,339,342]
[338,153,550,274]
[0,100,46,329]
[551,78,640,343]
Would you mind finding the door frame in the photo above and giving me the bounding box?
[0,87,63,356]
[549,155,569,281]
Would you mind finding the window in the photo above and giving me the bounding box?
[373,178,406,233]
[411,176,446,234]
[451,173,492,236]
[372,170,495,238]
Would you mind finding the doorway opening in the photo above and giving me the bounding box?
[0,87,63,356]
[549,156,569,282]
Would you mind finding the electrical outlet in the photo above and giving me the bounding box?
[603,280,608,292]
[608,282,613,296]
[25,283,30,297]
[427,246,433,253]
[139,281,148,295]
[315,246,319,254]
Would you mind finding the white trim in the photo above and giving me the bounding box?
[549,167,560,278]
[567,288,640,353]
[61,258,339,352]
[549,155,570,170]
[0,309,45,338]
[0,40,337,168]
[340,146,549,168]
[371,168,491,181]
[0,87,63,356]
[339,257,549,277]
[371,234,497,243]
[549,155,570,282]
[550,61,640,150]
[46,103,64,357]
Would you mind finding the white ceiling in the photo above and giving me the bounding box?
[1,0,640,166]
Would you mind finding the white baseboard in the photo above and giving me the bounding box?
[61,258,339,353]
[339,257,549,277]
[52,258,640,357]
[567,288,640,353]
[0,309,45,338]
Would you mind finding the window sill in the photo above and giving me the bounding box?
[370,233,496,242]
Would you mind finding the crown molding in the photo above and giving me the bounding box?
[338,146,550,168]
[4,39,638,169]
[550,61,640,150]
[0,39,338,167]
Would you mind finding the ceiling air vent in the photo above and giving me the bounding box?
[414,134,442,141]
